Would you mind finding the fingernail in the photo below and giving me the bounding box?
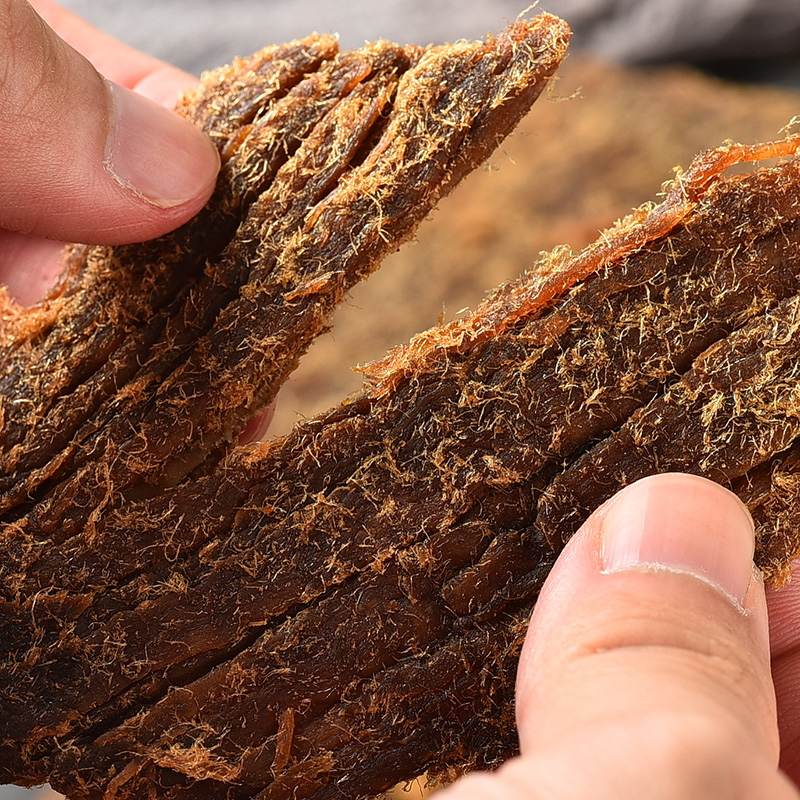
[601,473,755,604]
[103,81,220,209]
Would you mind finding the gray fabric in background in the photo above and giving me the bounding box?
[60,0,530,75]
[1,784,56,798]
[552,0,800,62]
[5,1,800,798]
[58,0,800,84]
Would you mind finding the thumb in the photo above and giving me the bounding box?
[443,474,797,799]
[0,0,219,244]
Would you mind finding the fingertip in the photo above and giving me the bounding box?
[104,81,220,212]
[600,473,755,606]
[0,230,67,306]
[239,399,278,445]
[132,68,200,109]
[516,473,776,763]
[0,0,220,245]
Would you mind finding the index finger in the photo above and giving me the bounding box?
[767,569,800,785]
[27,0,198,104]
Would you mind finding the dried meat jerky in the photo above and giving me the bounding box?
[0,37,406,518]
[0,13,571,799]
[7,127,800,799]
[7,11,800,800]
[536,292,800,550]
[0,17,567,532]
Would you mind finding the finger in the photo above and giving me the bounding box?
[767,563,800,785]
[27,0,198,105]
[519,473,786,797]
[238,399,278,444]
[517,473,775,750]
[0,230,66,304]
[0,0,219,244]
[443,474,795,800]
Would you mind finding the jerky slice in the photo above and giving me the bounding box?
[9,138,800,800]
[0,14,571,796]
[0,39,410,518]
[537,291,800,543]
[0,16,567,552]
[0,34,338,421]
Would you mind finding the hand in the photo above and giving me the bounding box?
[440,473,800,799]
[0,0,220,304]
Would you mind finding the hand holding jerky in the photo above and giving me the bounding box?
[0,0,223,307]
[6,6,800,799]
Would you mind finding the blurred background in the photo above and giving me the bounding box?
[53,0,800,84]
[5,1,800,798]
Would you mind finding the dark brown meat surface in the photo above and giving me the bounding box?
[0,14,570,800]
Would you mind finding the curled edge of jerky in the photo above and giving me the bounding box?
[362,131,800,396]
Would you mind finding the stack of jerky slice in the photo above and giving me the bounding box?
[0,14,571,800]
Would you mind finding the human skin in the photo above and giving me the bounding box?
[3,3,800,798]
[440,474,800,799]
[0,0,220,303]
